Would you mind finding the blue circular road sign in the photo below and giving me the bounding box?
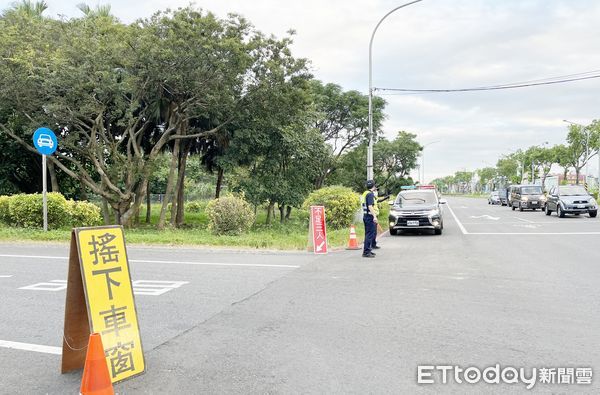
[32,127,58,155]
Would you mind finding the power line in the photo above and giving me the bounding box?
[374,71,600,95]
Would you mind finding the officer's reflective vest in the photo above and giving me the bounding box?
[361,190,378,216]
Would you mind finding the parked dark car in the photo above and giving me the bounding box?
[510,185,545,211]
[388,189,445,235]
[545,185,597,218]
[488,191,501,205]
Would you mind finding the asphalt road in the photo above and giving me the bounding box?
[1,196,599,394]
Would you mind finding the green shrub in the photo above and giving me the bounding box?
[8,192,71,228]
[186,200,206,213]
[0,196,10,224]
[206,195,255,235]
[69,200,103,227]
[303,186,360,229]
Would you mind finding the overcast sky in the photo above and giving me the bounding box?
[3,0,600,182]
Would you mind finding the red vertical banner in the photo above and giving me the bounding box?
[310,206,328,254]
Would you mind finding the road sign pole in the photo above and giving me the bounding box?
[42,154,48,231]
[32,127,57,231]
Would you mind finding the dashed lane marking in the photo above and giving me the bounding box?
[0,340,61,355]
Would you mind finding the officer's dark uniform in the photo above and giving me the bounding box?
[362,182,377,257]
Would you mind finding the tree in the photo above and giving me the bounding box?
[553,144,571,182]
[496,155,520,184]
[225,34,322,224]
[565,124,599,184]
[330,132,421,193]
[0,7,305,228]
[76,3,113,18]
[3,0,48,18]
[477,167,497,191]
[527,146,556,190]
[374,132,421,192]
[309,80,386,188]
[453,171,473,193]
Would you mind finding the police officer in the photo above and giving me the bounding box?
[362,180,378,258]
[371,187,390,249]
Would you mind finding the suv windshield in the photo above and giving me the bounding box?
[559,186,589,196]
[395,191,437,206]
[521,186,542,195]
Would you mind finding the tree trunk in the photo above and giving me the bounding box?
[48,160,60,193]
[121,180,148,227]
[174,141,191,227]
[266,201,275,225]
[145,184,151,223]
[215,167,224,198]
[279,203,285,223]
[113,206,122,225]
[133,205,140,226]
[541,175,547,192]
[285,206,292,220]
[575,167,581,185]
[101,197,111,225]
[158,142,180,229]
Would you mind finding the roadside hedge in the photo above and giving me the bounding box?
[0,196,9,224]
[0,193,102,228]
[206,195,255,235]
[68,200,103,227]
[303,186,360,229]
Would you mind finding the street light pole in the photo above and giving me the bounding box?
[367,0,423,180]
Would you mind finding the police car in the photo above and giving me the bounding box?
[388,186,446,235]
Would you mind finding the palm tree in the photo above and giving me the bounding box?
[6,0,48,18]
[76,3,112,18]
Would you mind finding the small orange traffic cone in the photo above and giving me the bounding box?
[80,333,114,395]
[346,225,361,250]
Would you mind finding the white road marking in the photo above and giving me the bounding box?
[468,232,600,235]
[19,280,66,291]
[470,215,499,220]
[0,340,61,355]
[446,204,469,235]
[0,254,299,268]
[514,217,535,223]
[20,279,190,296]
[130,280,189,296]
[513,224,539,229]
[130,259,299,268]
[0,275,13,277]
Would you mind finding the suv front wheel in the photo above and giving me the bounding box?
[589,210,597,218]
[557,205,565,218]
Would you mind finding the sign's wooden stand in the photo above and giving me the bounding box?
[61,230,91,373]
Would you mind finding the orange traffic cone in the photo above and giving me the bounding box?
[80,333,114,395]
[346,224,361,250]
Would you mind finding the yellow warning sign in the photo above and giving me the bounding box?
[75,225,145,383]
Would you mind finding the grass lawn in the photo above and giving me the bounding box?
[0,203,389,250]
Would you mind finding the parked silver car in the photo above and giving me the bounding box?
[545,185,597,218]
[488,191,501,205]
